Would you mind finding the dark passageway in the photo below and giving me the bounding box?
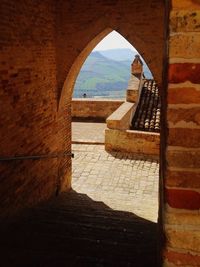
[1,191,157,267]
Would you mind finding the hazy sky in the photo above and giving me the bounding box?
[94,31,137,51]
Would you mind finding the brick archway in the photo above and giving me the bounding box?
[57,23,165,193]
[0,0,165,219]
[59,28,112,109]
[59,27,162,110]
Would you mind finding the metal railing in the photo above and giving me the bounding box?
[0,151,74,161]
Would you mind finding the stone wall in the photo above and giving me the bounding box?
[105,129,160,156]
[163,1,200,265]
[72,98,123,121]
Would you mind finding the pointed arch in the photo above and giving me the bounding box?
[58,28,157,110]
[59,28,112,110]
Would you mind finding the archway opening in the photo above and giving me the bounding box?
[56,26,162,266]
[73,30,153,100]
[71,30,160,224]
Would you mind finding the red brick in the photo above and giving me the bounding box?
[169,63,200,84]
[171,0,200,10]
[164,249,200,266]
[168,87,200,104]
[166,188,200,209]
[167,149,200,168]
[167,107,200,126]
[166,169,200,188]
[168,128,200,148]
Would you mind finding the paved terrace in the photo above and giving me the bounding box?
[72,122,106,144]
[72,144,159,222]
[0,123,159,266]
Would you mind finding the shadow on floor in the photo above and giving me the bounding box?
[0,190,158,267]
[106,150,159,162]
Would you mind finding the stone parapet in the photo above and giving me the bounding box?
[106,102,135,130]
[72,98,124,121]
[126,75,143,102]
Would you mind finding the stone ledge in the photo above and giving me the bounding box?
[72,98,124,120]
[105,128,160,156]
[106,102,135,130]
[126,75,142,102]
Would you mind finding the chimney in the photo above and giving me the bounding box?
[131,55,143,78]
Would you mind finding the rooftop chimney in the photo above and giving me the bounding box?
[131,55,143,78]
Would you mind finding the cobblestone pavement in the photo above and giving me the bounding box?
[72,122,106,144]
[72,144,159,222]
[0,144,159,266]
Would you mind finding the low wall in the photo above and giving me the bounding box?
[72,98,124,121]
[105,128,160,156]
[106,102,135,130]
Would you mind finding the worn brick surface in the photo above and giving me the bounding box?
[164,250,200,266]
[166,169,200,188]
[171,0,200,10]
[0,0,165,216]
[166,188,200,210]
[167,149,200,169]
[165,228,200,252]
[168,86,200,104]
[170,34,200,59]
[167,107,200,126]
[170,10,200,33]
[0,0,64,217]
[168,128,200,148]
[169,63,200,84]
[164,0,200,264]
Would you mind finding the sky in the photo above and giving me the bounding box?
[94,31,137,51]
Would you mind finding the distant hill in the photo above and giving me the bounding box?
[99,49,152,78]
[99,48,136,61]
[73,48,152,98]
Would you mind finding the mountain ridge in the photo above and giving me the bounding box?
[74,48,152,98]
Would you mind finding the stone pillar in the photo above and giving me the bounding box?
[126,55,143,102]
[163,1,200,266]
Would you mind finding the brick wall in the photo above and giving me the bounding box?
[163,1,200,265]
[0,0,165,216]
[0,0,71,216]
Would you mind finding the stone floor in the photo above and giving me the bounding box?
[1,191,158,266]
[72,122,106,144]
[72,144,159,222]
[0,125,160,266]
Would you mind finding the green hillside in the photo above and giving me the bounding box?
[73,49,152,98]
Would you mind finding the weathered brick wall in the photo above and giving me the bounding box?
[0,0,71,216]
[0,0,165,216]
[163,1,200,265]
